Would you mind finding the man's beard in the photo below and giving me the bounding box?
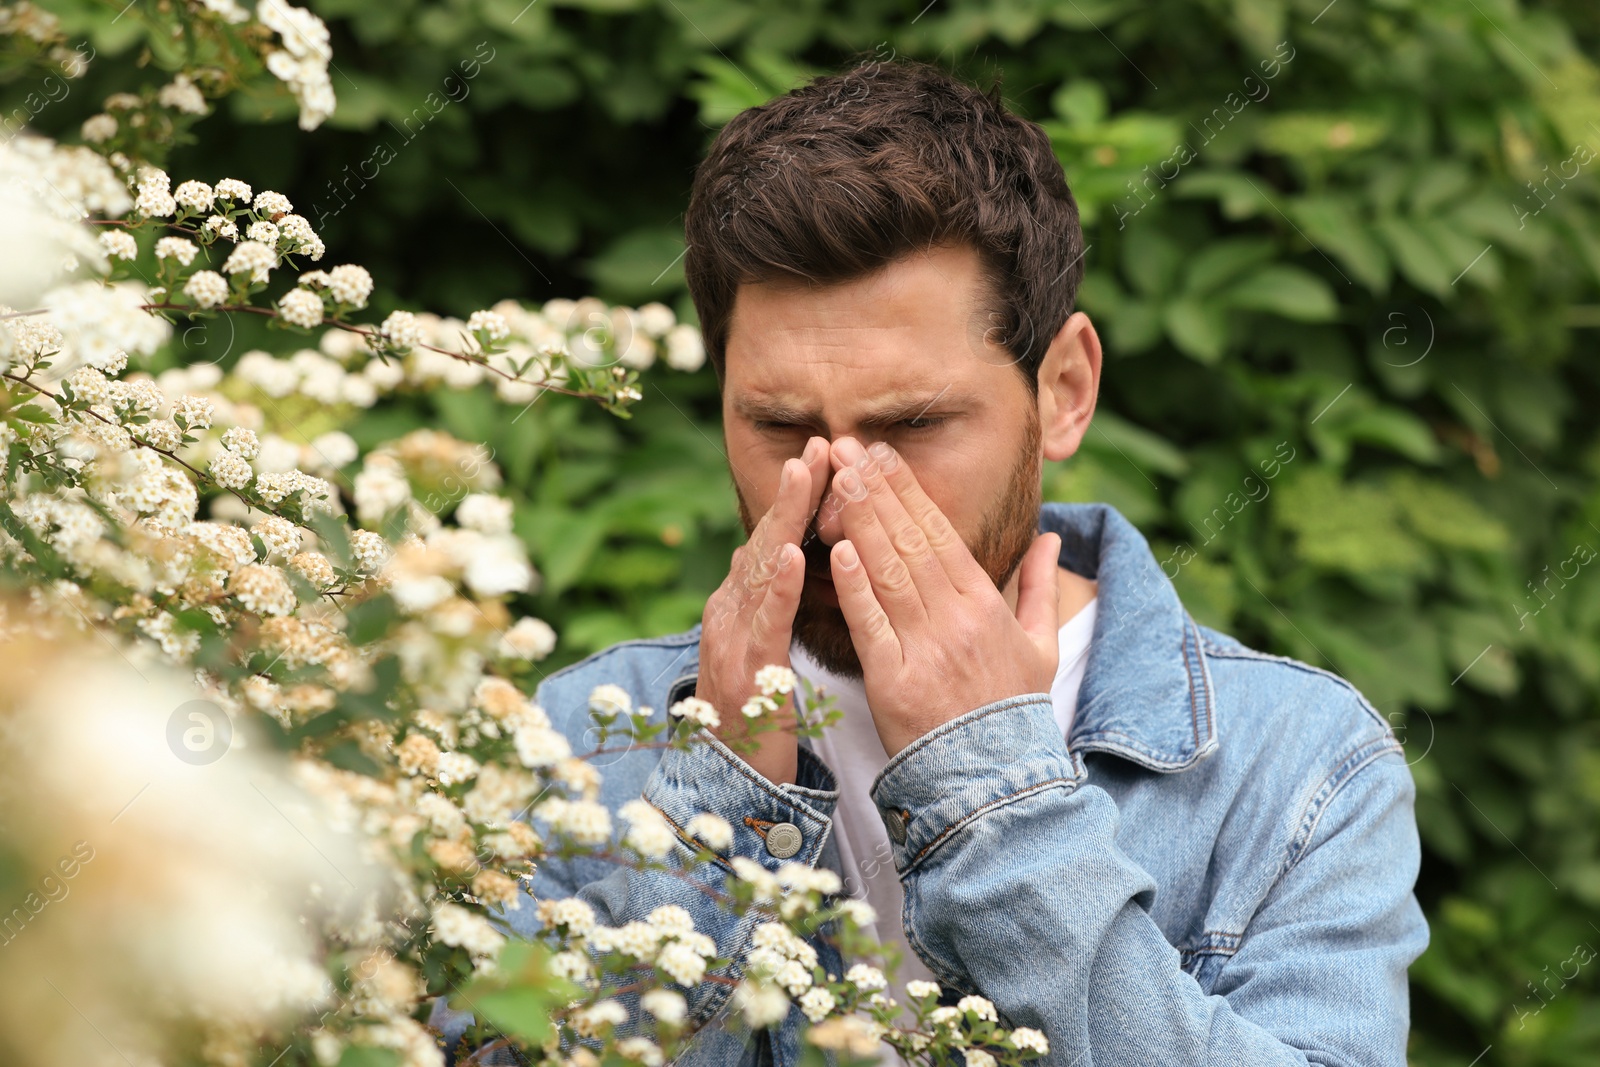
[732,416,1043,680]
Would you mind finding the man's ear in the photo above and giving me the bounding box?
[1036,311,1102,462]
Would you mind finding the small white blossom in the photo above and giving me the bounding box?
[837,899,877,929]
[655,940,708,986]
[221,425,260,459]
[741,694,778,719]
[906,979,941,1001]
[183,270,228,309]
[669,696,720,729]
[209,449,253,490]
[278,287,323,329]
[514,725,572,769]
[965,1051,997,1067]
[664,323,705,371]
[571,999,627,1037]
[173,394,214,429]
[754,665,796,697]
[326,264,373,307]
[620,799,676,860]
[455,492,512,535]
[173,180,215,213]
[588,683,632,719]
[640,988,686,1025]
[222,240,275,284]
[134,168,175,217]
[247,219,281,245]
[536,897,596,935]
[798,987,835,1023]
[99,230,136,260]
[378,309,422,351]
[81,113,117,143]
[958,995,998,1022]
[467,309,510,341]
[844,963,887,993]
[214,178,252,203]
[158,74,208,115]
[731,980,789,1029]
[204,215,238,239]
[637,301,675,337]
[1010,1028,1049,1054]
[154,236,198,265]
[498,616,556,661]
[254,190,293,217]
[685,812,733,851]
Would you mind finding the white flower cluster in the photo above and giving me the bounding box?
[39,280,169,373]
[257,0,336,129]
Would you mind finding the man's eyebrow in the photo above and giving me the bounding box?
[733,389,976,427]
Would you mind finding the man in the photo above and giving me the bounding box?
[480,59,1428,1065]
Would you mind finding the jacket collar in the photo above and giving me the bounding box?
[1041,502,1218,771]
[666,503,1218,773]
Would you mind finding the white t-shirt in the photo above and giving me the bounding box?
[791,596,1099,1002]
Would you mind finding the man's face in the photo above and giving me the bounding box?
[723,243,1045,679]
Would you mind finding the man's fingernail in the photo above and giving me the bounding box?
[779,461,792,492]
[867,441,897,471]
[837,541,858,569]
[834,437,866,466]
[838,468,867,500]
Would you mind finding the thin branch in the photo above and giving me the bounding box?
[142,300,609,403]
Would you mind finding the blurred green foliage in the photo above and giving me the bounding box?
[34,0,1600,1063]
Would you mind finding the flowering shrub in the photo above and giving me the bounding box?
[0,5,1051,1067]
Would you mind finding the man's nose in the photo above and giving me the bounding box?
[809,435,869,548]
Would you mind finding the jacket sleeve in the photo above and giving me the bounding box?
[875,694,1429,1067]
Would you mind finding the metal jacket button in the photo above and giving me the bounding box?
[883,808,908,845]
[765,822,803,859]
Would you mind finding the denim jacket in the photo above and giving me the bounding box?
[447,502,1428,1066]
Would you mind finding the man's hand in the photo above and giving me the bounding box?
[695,435,832,785]
[827,437,1062,757]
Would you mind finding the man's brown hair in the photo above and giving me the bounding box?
[683,59,1085,393]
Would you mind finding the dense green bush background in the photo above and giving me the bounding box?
[35,0,1600,1063]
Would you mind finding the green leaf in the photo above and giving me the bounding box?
[1273,467,1429,577]
[1336,407,1443,464]
[1174,169,1269,219]
[1180,237,1278,296]
[1386,472,1510,552]
[586,227,688,302]
[1289,196,1390,292]
[1222,264,1339,321]
[458,941,580,1043]
[345,595,397,646]
[1375,216,1456,296]
[1163,296,1229,363]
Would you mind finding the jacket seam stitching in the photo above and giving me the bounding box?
[1199,642,1395,734]
[907,777,1078,868]
[873,694,1048,794]
[1284,739,1404,874]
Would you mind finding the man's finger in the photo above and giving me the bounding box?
[744,453,816,582]
[749,542,805,653]
[832,461,926,627]
[830,538,900,668]
[1015,532,1063,659]
[866,440,990,593]
[835,438,951,608]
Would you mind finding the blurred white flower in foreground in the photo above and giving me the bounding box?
[0,630,386,1067]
